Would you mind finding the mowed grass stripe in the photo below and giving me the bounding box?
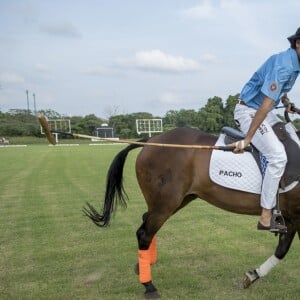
[1,145,300,299]
[0,147,52,297]
[0,145,144,299]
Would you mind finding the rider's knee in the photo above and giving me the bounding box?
[267,150,287,169]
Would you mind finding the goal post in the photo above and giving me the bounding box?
[136,119,163,137]
[40,119,71,143]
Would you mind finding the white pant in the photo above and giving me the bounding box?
[234,104,287,209]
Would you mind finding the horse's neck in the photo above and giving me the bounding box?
[274,122,300,188]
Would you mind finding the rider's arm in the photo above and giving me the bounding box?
[245,97,274,142]
[232,96,274,153]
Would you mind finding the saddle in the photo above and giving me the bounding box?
[222,122,300,189]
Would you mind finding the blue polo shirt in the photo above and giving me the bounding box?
[240,48,300,110]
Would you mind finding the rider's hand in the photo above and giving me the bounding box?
[280,93,298,115]
[281,94,290,106]
[287,102,296,114]
[229,139,251,154]
[281,94,296,114]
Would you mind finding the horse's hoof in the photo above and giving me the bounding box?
[143,281,159,299]
[243,274,252,288]
[134,262,139,275]
[144,290,160,299]
[243,270,259,288]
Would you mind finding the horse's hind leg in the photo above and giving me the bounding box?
[244,229,296,288]
[134,213,157,274]
[136,209,174,298]
[141,212,157,265]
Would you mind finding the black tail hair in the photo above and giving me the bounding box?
[83,138,149,227]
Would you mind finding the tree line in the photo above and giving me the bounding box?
[1,94,299,138]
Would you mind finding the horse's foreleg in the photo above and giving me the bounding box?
[244,230,296,288]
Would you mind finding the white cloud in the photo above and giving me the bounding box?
[1,1,299,116]
[119,49,201,73]
[0,72,24,84]
[182,0,244,20]
[181,0,277,51]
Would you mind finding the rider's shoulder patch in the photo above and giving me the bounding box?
[269,82,278,93]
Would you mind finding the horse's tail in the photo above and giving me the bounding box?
[83,138,148,227]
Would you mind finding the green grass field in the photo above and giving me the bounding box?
[1,144,300,299]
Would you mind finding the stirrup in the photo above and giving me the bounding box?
[270,209,287,233]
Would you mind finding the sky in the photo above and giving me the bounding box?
[0,0,300,119]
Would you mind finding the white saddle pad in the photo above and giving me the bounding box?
[209,134,297,194]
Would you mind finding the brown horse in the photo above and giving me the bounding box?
[83,123,300,299]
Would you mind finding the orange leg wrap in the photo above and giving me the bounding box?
[149,236,157,265]
[138,249,152,283]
